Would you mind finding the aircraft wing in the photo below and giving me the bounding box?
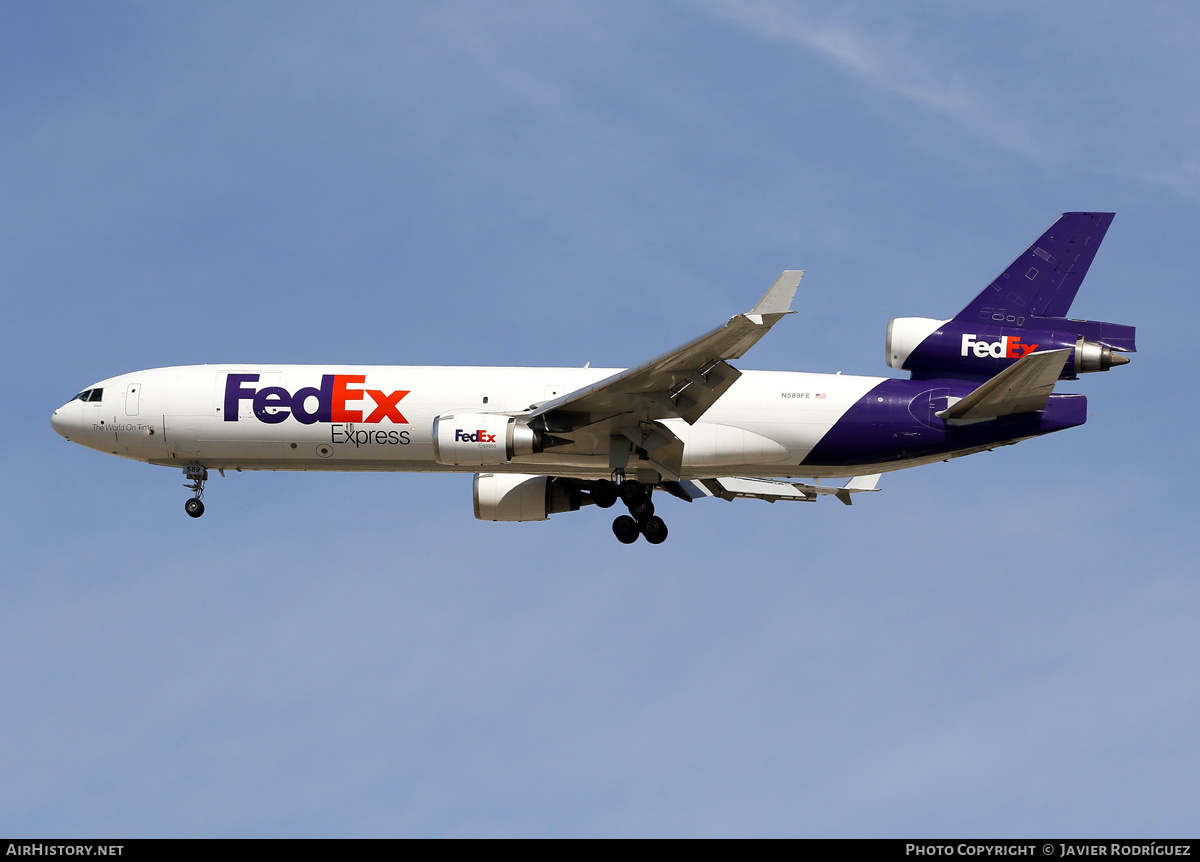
[667,474,881,506]
[529,271,802,429]
[937,348,1072,424]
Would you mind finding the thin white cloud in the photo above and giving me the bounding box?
[701,0,1041,156]
[704,0,1200,198]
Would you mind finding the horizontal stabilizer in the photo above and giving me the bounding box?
[937,348,1071,424]
[674,474,881,505]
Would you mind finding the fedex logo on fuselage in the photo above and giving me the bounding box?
[960,333,1039,360]
[455,429,497,444]
[224,374,409,425]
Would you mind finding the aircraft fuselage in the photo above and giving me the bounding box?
[50,363,1084,478]
[48,213,1129,543]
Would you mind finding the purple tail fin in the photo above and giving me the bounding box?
[889,212,1135,381]
[955,212,1114,325]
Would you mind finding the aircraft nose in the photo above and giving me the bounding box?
[50,402,77,439]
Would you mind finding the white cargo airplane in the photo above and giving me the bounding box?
[51,213,1133,544]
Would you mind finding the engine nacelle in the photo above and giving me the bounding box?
[886,317,1134,378]
[886,317,948,370]
[432,412,545,466]
[473,473,584,521]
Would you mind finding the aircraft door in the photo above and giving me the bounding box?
[125,383,141,416]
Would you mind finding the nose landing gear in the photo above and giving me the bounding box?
[183,466,207,518]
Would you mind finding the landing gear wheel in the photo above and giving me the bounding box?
[641,515,668,544]
[612,515,640,544]
[629,498,654,519]
[591,479,619,509]
[619,480,647,507]
[182,466,208,519]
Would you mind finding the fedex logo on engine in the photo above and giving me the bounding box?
[960,334,1039,360]
[224,374,409,425]
[455,429,497,445]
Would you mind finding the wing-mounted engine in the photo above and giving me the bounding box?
[432,412,559,466]
[885,212,1135,380]
[473,473,590,521]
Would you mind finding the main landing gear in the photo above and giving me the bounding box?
[183,465,207,518]
[591,478,668,545]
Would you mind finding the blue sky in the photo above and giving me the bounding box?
[2,1,1197,837]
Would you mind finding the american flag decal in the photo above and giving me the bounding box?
[815,393,826,399]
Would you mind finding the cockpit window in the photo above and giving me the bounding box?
[73,390,91,402]
[72,388,103,402]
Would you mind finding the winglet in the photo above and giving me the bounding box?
[750,270,803,316]
[835,474,881,506]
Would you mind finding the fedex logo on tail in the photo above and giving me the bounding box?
[224,374,409,425]
[455,429,497,444]
[960,333,1039,360]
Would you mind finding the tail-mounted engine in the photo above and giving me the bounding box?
[432,412,552,466]
[886,317,1134,380]
[885,212,1136,380]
